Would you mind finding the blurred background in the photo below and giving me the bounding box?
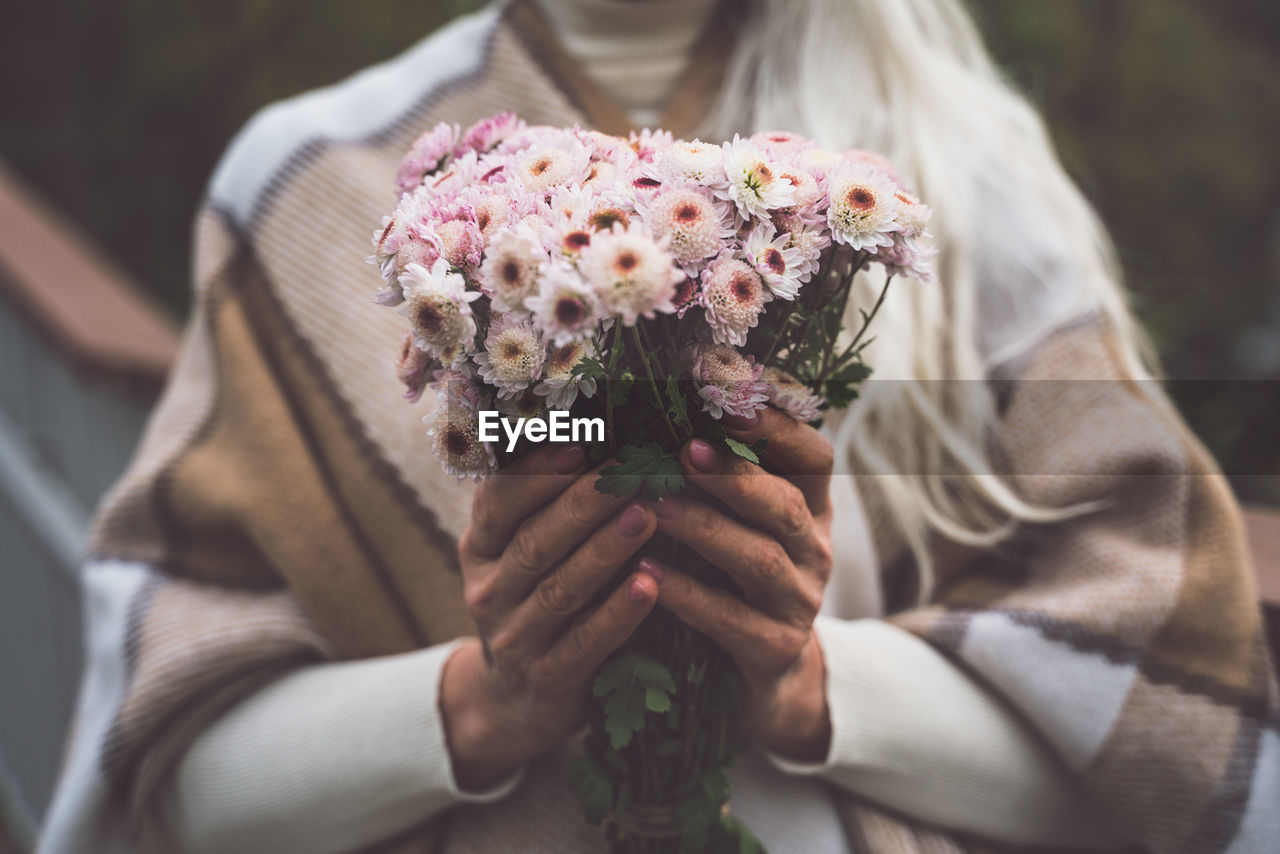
[0,1,1277,850]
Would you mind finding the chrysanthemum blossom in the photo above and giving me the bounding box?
[628,128,675,162]
[718,136,797,219]
[692,344,770,420]
[578,226,682,325]
[770,212,831,279]
[431,363,484,412]
[639,183,733,268]
[535,338,598,409]
[395,331,434,402]
[762,367,825,423]
[475,316,545,398]
[876,235,936,281]
[513,136,590,194]
[456,112,523,157]
[742,223,809,300]
[650,140,727,187]
[397,123,459,194]
[498,387,548,421]
[527,263,600,344]
[826,162,901,252]
[892,190,933,240]
[424,405,495,481]
[750,131,814,155]
[842,149,903,187]
[397,259,482,364]
[699,255,768,346]
[479,225,544,315]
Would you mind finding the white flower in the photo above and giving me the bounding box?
[717,136,797,219]
[649,140,727,187]
[526,263,601,344]
[498,387,548,421]
[771,212,831,280]
[741,222,809,300]
[637,182,734,270]
[826,162,901,251]
[699,255,768,346]
[692,344,769,420]
[762,367,825,422]
[474,315,545,398]
[479,225,545,315]
[513,136,591,194]
[534,338,598,409]
[892,189,933,240]
[397,259,482,364]
[431,362,484,412]
[578,225,682,325]
[424,405,495,481]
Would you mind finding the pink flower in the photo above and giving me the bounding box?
[692,344,769,420]
[396,259,482,364]
[397,123,459,194]
[578,225,682,325]
[478,224,545,315]
[741,222,809,300]
[637,182,734,270]
[456,112,524,157]
[526,263,601,344]
[395,331,434,402]
[762,367,825,422]
[699,255,768,346]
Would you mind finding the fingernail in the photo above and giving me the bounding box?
[722,411,758,431]
[688,439,718,473]
[628,576,652,602]
[654,497,681,519]
[615,503,649,538]
[550,445,586,474]
[637,557,666,583]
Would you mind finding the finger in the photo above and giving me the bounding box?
[465,444,591,558]
[677,440,817,557]
[500,502,657,653]
[642,559,809,680]
[721,408,833,515]
[540,570,659,682]
[653,496,820,620]
[490,468,640,602]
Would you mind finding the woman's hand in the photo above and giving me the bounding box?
[642,408,836,762]
[442,445,661,790]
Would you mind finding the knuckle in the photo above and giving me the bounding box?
[780,487,810,538]
[464,578,498,626]
[811,538,834,580]
[569,617,602,659]
[536,574,579,616]
[563,484,597,528]
[507,530,549,576]
[812,436,835,474]
[757,541,790,583]
[691,504,723,542]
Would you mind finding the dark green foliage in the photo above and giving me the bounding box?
[595,442,686,502]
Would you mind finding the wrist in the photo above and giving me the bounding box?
[755,633,832,763]
[439,640,527,791]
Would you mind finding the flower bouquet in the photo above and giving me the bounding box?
[368,113,931,852]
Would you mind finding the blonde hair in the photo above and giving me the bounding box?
[702,0,1155,595]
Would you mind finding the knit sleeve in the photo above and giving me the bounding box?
[147,640,523,854]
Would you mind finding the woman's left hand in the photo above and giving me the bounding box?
[641,407,836,762]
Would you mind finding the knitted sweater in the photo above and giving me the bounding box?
[37,3,1279,854]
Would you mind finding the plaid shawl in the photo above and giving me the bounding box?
[40,3,1278,852]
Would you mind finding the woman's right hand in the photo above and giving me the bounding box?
[441,444,660,790]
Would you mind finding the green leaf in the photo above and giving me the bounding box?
[665,376,691,431]
[645,685,672,713]
[572,355,605,381]
[699,767,731,802]
[603,672,648,750]
[595,442,686,501]
[724,436,768,465]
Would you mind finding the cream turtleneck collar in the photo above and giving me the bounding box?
[529,0,720,128]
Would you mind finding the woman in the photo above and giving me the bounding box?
[38,0,1278,852]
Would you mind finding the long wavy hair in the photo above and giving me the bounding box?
[701,0,1156,595]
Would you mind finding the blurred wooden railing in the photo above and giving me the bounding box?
[0,157,1276,851]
